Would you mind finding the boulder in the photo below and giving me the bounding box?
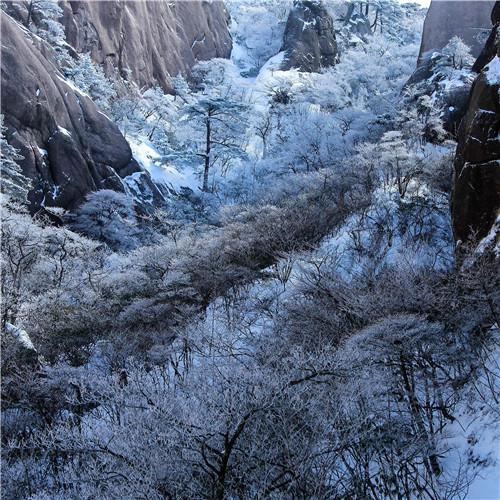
[280,0,338,72]
[1,13,140,210]
[452,2,500,245]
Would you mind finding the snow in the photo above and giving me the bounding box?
[56,74,90,98]
[485,56,500,85]
[97,110,112,121]
[440,339,500,500]
[51,184,61,199]
[191,34,206,49]
[57,126,72,138]
[256,51,286,81]
[300,18,317,31]
[128,137,200,192]
[476,213,500,257]
[37,146,47,156]
[315,185,454,279]
[123,172,155,205]
[227,1,289,77]
[4,322,36,351]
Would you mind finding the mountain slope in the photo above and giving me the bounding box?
[0,1,232,209]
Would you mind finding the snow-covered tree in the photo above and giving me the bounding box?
[180,60,250,192]
[171,74,191,101]
[24,0,67,54]
[442,36,475,70]
[185,96,249,191]
[68,190,140,250]
[2,4,498,499]
[378,130,422,198]
[0,116,30,202]
[65,53,117,110]
[226,0,291,75]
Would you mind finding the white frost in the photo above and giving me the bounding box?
[56,75,91,98]
[128,138,200,192]
[57,126,72,138]
[4,322,36,351]
[485,56,500,85]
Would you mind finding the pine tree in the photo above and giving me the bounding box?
[183,60,249,192]
[65,53,116,110]
[0,116,31,202]
[186,96,249,192]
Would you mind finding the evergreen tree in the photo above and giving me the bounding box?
[186,96,249,192]
[0,115,31,202]
[65,53,116,110]
[184,60,249,192]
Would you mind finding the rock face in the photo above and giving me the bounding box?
[60,0,232,91]
[407,1,497,138]
[409,0,494,85]
[280,0,338,72]
[1,0,233,211]
[473,2,500,72]
[452,2,500,245]
[1,13,141,210]
[418,0,495,65]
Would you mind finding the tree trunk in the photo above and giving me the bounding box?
[26,0,34,27]
[399,354,441,476]
[203,113,211,192]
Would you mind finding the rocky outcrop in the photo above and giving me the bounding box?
[408,0,494,86]
[1,0,232,210]
[473,2,500,71]
[406,1,497,138]
[1,13,141,210]
[452,2,500,245]
[60,0,232,92]
[418,0,495,65]
[280,0,337,72]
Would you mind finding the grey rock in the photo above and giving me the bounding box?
[1,12,140,210]
[60,0,232,91]
[417,0,495,65]
[452,2,500,244]
[407,1,496,138]
[1,0,233,211]
[281,0,338,72]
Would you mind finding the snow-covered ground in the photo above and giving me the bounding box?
[128,137,200,192]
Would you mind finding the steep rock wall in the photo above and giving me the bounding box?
[452,2,500,245]
[60,0,232,91]
[1,12,142,210]
[407,1,497,138]
[418,0,495,65]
